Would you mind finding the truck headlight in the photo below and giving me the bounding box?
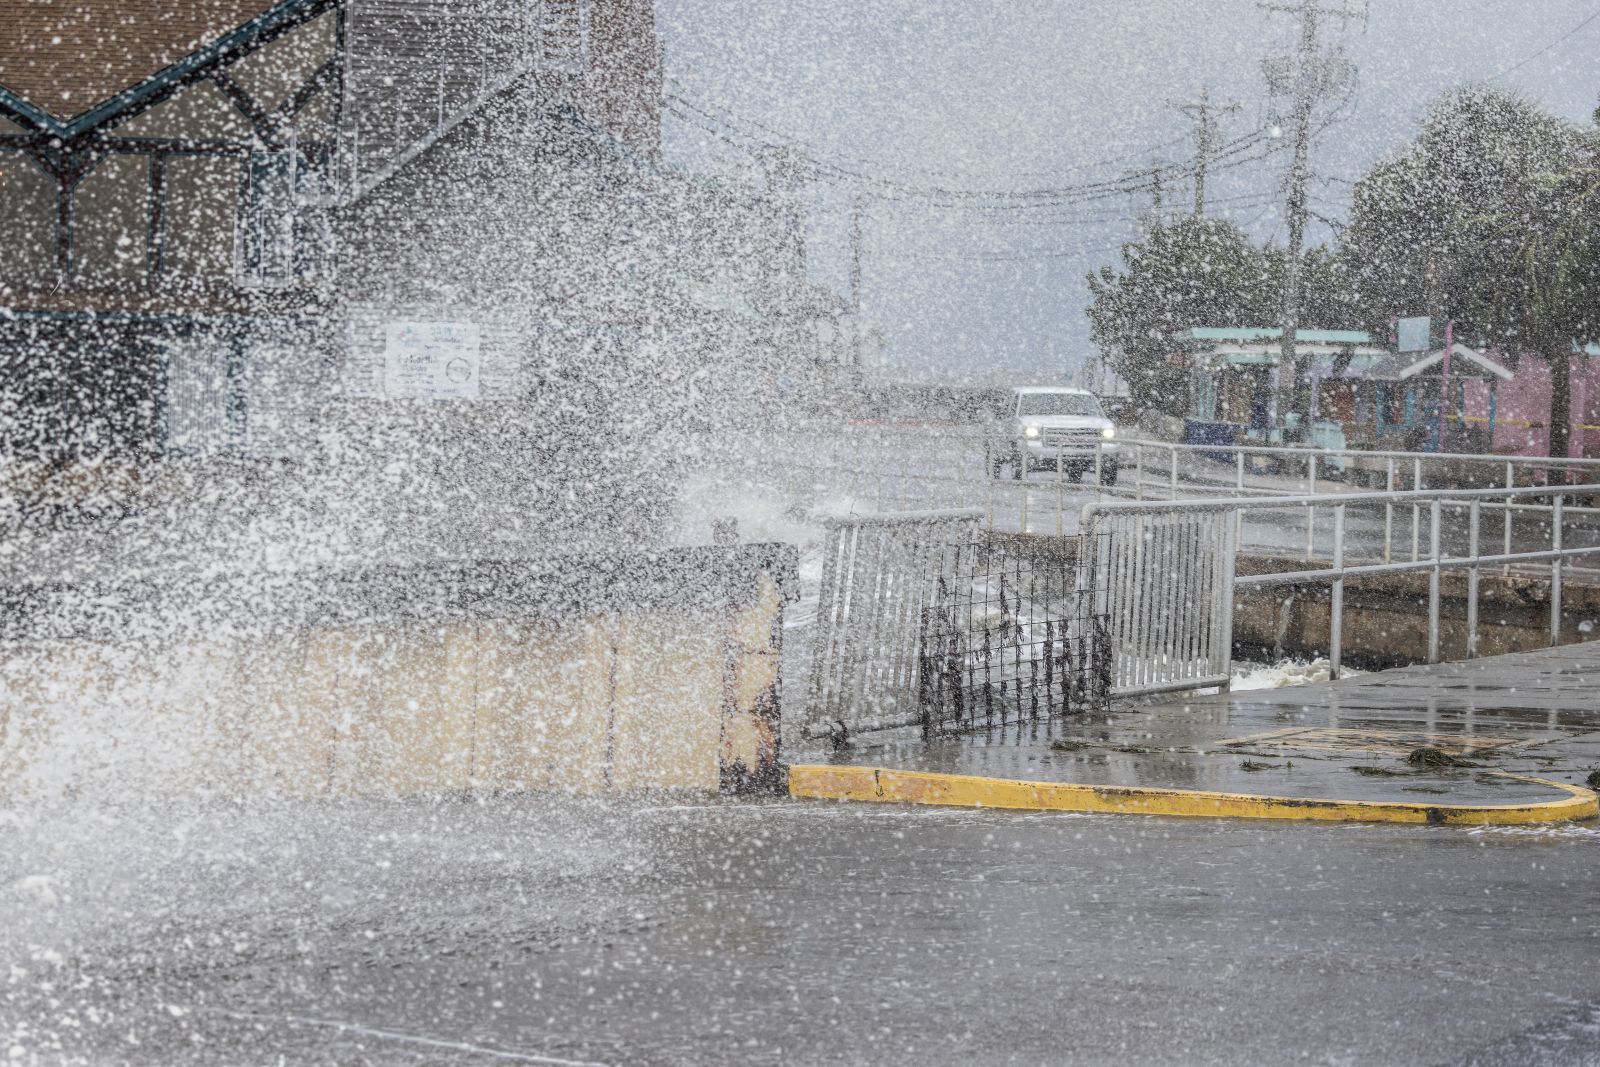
[1101,426,1116,439]
[1023,426,1040,439]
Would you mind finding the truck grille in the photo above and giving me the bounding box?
[1043,429,1102,447]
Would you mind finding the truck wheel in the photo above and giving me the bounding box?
[1100,462,1120,486]
[1011,450,1025,480]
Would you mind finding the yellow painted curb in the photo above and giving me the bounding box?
[787,764,1600,826]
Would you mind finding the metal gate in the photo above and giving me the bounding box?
[917,533,1110,731]
[1082,505,1237,696]
[802,510,1109,743]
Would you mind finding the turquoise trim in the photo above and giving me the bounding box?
[1184,326,1373,344]
[0,0,330,138]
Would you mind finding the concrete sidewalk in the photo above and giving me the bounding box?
[790,642,1600,823]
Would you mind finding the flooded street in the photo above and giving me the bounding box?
[6,797,1599,1066]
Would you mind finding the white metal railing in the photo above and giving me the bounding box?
[715,424,1600,561]
[802,508,982,740]
[1082,483,1600,695]
[1082,504,1238,697]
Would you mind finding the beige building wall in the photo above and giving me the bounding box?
[0,586,786,803]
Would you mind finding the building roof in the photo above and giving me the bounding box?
[1367,343,1513,383]
[0,0,315,135]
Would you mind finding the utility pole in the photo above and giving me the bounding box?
[848,193,863,367]
[1260,0,1363,432]
[1172,87,1239,217]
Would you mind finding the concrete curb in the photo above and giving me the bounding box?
[786,764,1600,826]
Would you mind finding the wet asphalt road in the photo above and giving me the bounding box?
[5,796,1599,1066]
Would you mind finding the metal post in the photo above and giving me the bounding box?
[1093,440,1103,497]
[1135,444,1145,501]
[1218,506,1237,692]
[1551,494,1564,646]
[1019,445,1030,533]
[1383,458,1395,564]
[1466,499,1480,660]
[1503,460,1514,576]
[1235,448,1245,546]
[1330,503,1345,680]
[1411,458,1423,562]
[1169,444,1179,498]
[985,457,994,529]
[1306,455,1317,561]
[1427,497,1441,664]
[1056,447,1065,537]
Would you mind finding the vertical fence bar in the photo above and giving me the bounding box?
[1551,494,1564,646]
[1235,449,1245,546]
[985,444,995,529]
[1094,440,1103,500]
[1383,458,1395,564]
[1466,499,1481,660]
[1503,461,1514,576]
[1169,445,1179,499]
[1330,503,1345,680]
[1135,445,1145,501]
[1019,457,1030,532]
[1056,448,1065,537]
[1411,458,1423,562]
[1427,498,1442,664]
[1306,456,1317,562]
[1217,506,1237,691]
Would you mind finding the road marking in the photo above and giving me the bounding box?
[787,765,1599,825]
[203,1009,612,1066]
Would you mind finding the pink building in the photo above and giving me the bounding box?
[1461,346,1600,458]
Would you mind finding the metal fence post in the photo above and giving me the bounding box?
[985,458,994,530]
[1019,437,1030,533]
[1412,457,1423,562]
[1551,493,1564,646]
[1306,457,1317,561]
[1466,499,1481,660]
[1504,460,1514,576]
[1427,497,1442,664]
[1135,444,1144,501]
[1383,458,1395,564]
[1169,444,1179,498]
[1330,503,1345,680]
[1235,451,1248,550]
[1056,447,1065,536]
[1218,506,1237,692]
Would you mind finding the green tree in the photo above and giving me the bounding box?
[1085,218,1277,416]
[1086,218,1356,417]
[1341,87,1600,457]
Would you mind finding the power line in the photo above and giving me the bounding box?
[662,77,1195,184]
[1487,6,1600,81]
[664,89,1276,207]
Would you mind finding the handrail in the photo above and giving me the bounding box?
[1115,436,1600,468]
[1080,481,1600,524]
[1080,483,1599,687]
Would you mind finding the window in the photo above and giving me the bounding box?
[1016,392,1104,418]
[237,150,295,286]
[535,0,590,73]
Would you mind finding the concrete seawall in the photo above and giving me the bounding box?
[1234,553,1600,666]
[0,547,795,803]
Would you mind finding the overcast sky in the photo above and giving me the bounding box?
[656,0,1600,374]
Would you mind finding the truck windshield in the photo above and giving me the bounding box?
[1017,393,1102,417]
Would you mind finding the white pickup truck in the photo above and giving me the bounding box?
[984,387,1119,483]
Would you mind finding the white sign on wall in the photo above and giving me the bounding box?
[383,321,481,400]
